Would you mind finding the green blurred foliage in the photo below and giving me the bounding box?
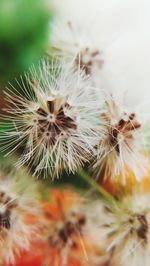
[0,0,52,84]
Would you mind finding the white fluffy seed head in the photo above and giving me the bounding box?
[49,18,104,84]
[0,166,41,265]
[92,94,149,184]
[98,194,150,266]
[1,59,104,178]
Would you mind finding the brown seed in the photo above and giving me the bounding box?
[59,228,68,243]
[47,101,54,113]
[37,108,47,117]
[77,216,86,226]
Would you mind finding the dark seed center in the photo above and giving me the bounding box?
[49,214,86,249]
[129,214,148,244]
[76,48,103,75]
[110,113,141,154]
[0,210,11,230]
[0,191,18,231]
[36,99,77,143]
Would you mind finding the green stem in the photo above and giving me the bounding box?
[77,169,116,206]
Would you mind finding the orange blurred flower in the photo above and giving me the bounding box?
[102,167,150,196]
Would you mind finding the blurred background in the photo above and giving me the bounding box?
[0,0,53,83]
[0,0,53,109]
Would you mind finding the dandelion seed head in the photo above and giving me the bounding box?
[50,18,104,83]
[1,59,103,178]
[0,167,41,265]
[43,189,107,266]
[93,95,149,184]
[99,194,150,266]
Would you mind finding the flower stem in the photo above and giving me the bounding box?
[77,169,116,206]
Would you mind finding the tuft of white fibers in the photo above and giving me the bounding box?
[92,94,149,184]
[0,166,41,265]
[49,17,105,85]
[97,193,150,266]
[0,59,104,178]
